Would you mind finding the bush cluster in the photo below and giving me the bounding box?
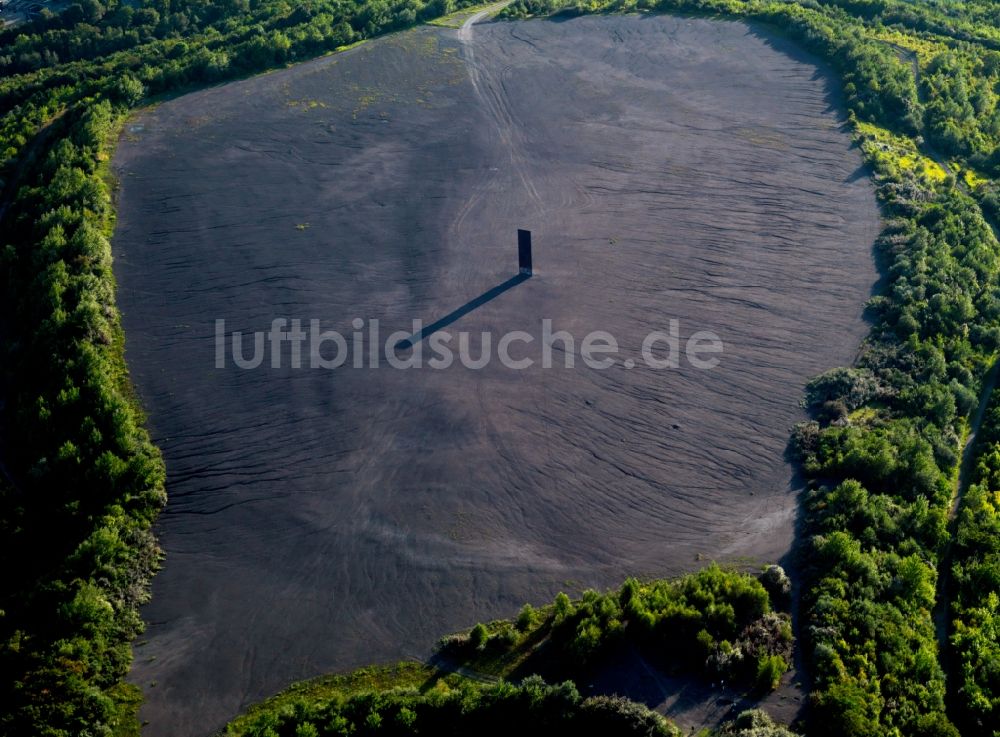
[231,676,680,737]
[445,566,793,693]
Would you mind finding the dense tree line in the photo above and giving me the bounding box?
[0,0,471,735]
[0,95,167,737]
[792,24,1000,736]
[229,676,681,737]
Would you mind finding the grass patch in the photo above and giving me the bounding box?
[224,662,453,735]
[428,0,512,28]
[869,27,952,67]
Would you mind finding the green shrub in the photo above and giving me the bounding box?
[755,655,786,692]
[516,603,537,632]
[470,623,489,650]
[715,709,800,737]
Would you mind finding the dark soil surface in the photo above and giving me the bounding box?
[113,14,878,736]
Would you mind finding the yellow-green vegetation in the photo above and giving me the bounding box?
[855,120,948,184]
[960,165,989,191]
[287,98,329,111]
[225,663,447,735]
[868,28,951,68]
[428,0,512,27]
[846,405,882,427]
[334,39,370,54]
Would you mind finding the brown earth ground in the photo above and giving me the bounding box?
[112,14,879,736]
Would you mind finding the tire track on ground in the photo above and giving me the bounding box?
[455,3,543,230]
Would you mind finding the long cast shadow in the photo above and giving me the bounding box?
[397,273,530,349]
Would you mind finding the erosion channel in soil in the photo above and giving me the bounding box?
[113,13,879,737]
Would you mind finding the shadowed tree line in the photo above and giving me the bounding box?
[439,565,793,695]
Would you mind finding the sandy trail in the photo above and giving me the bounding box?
[112,16,879,736]
[455,2,543,234]
[458,5,501,38]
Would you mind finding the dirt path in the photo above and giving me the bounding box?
[951,363,1000,521]
[455,1,543,229]
[458,2,509,35]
